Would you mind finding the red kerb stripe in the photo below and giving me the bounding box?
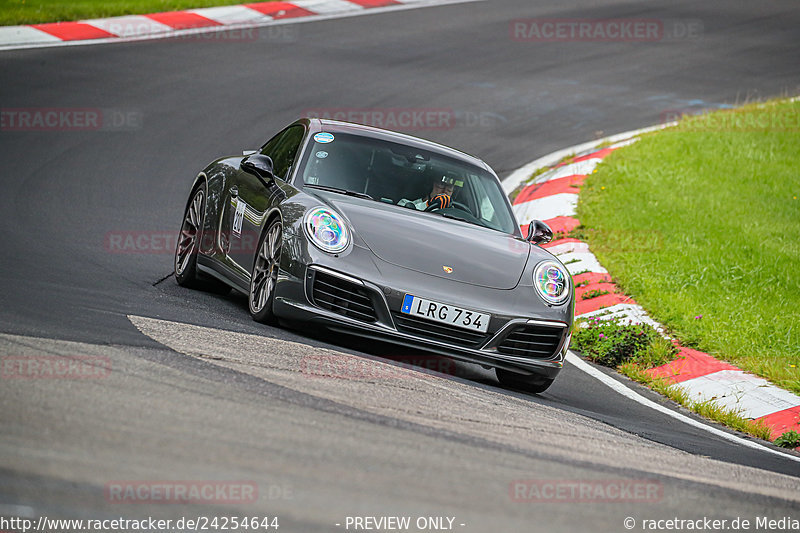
[573,147,617,163]
[31,22,115,41]
[541,216,580,235]
[541,237,583,249]
[245,2,316,18]
[513,174,585,205]
[575,282,618,302]
[756,406,800,441]
[646,346,739,384]
[145,12,221,29]
[575,292,632,316]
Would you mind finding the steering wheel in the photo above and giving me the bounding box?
[450,201,472,214]
[424,200,471,213]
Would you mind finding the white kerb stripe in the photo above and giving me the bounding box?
[535,159,600,183]
[512,193,577,224]
[577,303,663,331]
[558,251,608,275]
[609,138,639,149]
[0,26,61,44]
[294,0,365,13]
[83,15,174,37]
[189,6,273,25]
[678,370,800,420]
[566,352,800,464]
[545,241,590,256]
[578,303,641,319]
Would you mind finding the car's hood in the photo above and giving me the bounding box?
[320,194,531,289]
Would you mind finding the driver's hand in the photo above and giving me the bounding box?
[427,194,451,209]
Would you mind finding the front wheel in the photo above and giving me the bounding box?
[249,219,282,324]
[496,368,555,394]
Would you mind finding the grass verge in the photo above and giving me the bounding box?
[576,99,800,395]
[774,430,800,448]
[572,319,774,441]
[619,362,774,441]
[0,0,277,26]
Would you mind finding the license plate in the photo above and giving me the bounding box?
[401,294,490,333]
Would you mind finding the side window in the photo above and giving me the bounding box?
[260,125,305,181]
[470,175,497,224]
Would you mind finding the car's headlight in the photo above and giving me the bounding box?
[533,260,570,305]
[304,207,349,253]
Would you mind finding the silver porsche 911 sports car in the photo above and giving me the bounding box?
[175,118,573,392]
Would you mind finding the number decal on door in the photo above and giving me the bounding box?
[232,198,245,237]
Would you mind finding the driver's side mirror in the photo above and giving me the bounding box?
[526,220,553,245]
[241,154,275,182]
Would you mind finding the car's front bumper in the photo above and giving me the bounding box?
[273,262,571,379]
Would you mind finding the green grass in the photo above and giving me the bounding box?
[572,318,774,441]
[0,0,277,26]
[577,99,800,395]
[774,430,800,449]
[581,289,610,300]
[571,319,678,370]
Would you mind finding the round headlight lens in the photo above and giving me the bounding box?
[533,260,570,305]
[305,207,349,253]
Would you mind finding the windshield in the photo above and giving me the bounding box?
[298,132,519,235]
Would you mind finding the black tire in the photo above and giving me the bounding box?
[496,368,555,394]
[174,184,230,294]
[249,218,282,325]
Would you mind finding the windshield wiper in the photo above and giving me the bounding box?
[304,184,373,200]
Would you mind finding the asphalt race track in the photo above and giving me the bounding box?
[2,0,800,530]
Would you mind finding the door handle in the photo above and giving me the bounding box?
[229,186,239,198]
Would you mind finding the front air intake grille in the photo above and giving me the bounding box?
[391,312,489,348]
[311,271,378,323]
[496,324,564,359]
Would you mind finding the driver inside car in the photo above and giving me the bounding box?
[399,172,458,210]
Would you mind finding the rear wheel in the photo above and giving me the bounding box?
[496,368,555,394]
[249,218,282,325]
[174,184,229,294]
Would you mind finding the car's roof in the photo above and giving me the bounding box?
[306,118,491,172]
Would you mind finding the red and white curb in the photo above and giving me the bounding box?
[506,130,800,442]
[0,0,479,51]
